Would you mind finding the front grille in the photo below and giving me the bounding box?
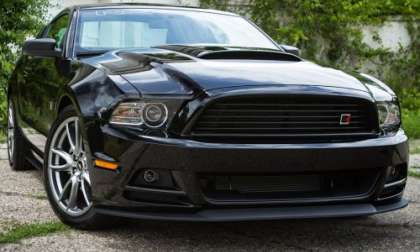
[190,95,378,143]
[208,175,322,194]
[199,169,380,203]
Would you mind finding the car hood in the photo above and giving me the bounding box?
[80,46,370,95]
[162,60,368,92]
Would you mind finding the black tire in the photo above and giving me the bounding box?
[7,100,31,171]
[43,106,118,230]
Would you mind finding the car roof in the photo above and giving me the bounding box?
[69,3,238,16]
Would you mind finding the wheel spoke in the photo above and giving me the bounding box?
[7,128,13,142]
[51,149,73,170]
[67,175,80,209]
[66,124,75,153]
[8,117,13,128]
[50,163,72,171]
[82,172,91,186]
[74,119,81,155]
[59,175,74,201]
[8,107,14,127]
[7,105,15,159]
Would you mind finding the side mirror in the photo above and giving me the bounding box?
[23,38,62,58]
[280,44,300,57]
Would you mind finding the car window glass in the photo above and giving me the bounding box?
[47,14,69,49]
[76,9,278,52]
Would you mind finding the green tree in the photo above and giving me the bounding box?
[201,0,420,92]
[0,0,49,132]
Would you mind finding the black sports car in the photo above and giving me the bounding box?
[7,4,408,229]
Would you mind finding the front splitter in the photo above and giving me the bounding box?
[95,199,408,222]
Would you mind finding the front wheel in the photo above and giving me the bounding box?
[44,106,116,229]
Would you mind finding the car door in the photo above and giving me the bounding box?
[17,13,71,152]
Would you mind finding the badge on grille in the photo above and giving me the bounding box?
[340,113,352,125]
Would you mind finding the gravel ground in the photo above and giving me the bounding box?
[1,144,420,251]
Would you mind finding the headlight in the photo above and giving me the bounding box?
[143,103,168,128]
[110,101,168,128]
[376,101,401,134]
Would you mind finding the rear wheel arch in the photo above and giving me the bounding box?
[7,75,17,106]
[7,85,12,100]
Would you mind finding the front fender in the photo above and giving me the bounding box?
[64,63,140,155]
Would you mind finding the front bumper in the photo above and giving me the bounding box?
[89,127,409,220]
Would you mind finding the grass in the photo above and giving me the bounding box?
[31,194,48,200]
[0,221,69,244]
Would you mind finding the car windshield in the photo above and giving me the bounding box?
[75,8,278,54]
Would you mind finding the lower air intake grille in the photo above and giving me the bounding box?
[199,170,380,202]
[213,175,321,194]
[190,95,378,143]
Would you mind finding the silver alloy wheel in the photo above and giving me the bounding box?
[48,117,92,216]
[7,103,15,161]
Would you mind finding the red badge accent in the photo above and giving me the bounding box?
[340,114,352,125]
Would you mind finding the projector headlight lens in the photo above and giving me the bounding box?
[143,103,168,128]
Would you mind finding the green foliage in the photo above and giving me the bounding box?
[202,0,420,138]
[400,88,420,139]
[0,131,5,143]
[0,221,68,244]
[402,108,420,139]
[0,0,49,131]
[400,88,420,111]
[409,168,420,178]
[201,1,419,78]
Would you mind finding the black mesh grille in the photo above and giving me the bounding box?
[199,169,380,202]
[190,95,378,143]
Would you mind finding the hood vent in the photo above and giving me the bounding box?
[155,45,301,62]
[198,50,301,61]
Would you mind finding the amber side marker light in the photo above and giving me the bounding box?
[95,159,119,170]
